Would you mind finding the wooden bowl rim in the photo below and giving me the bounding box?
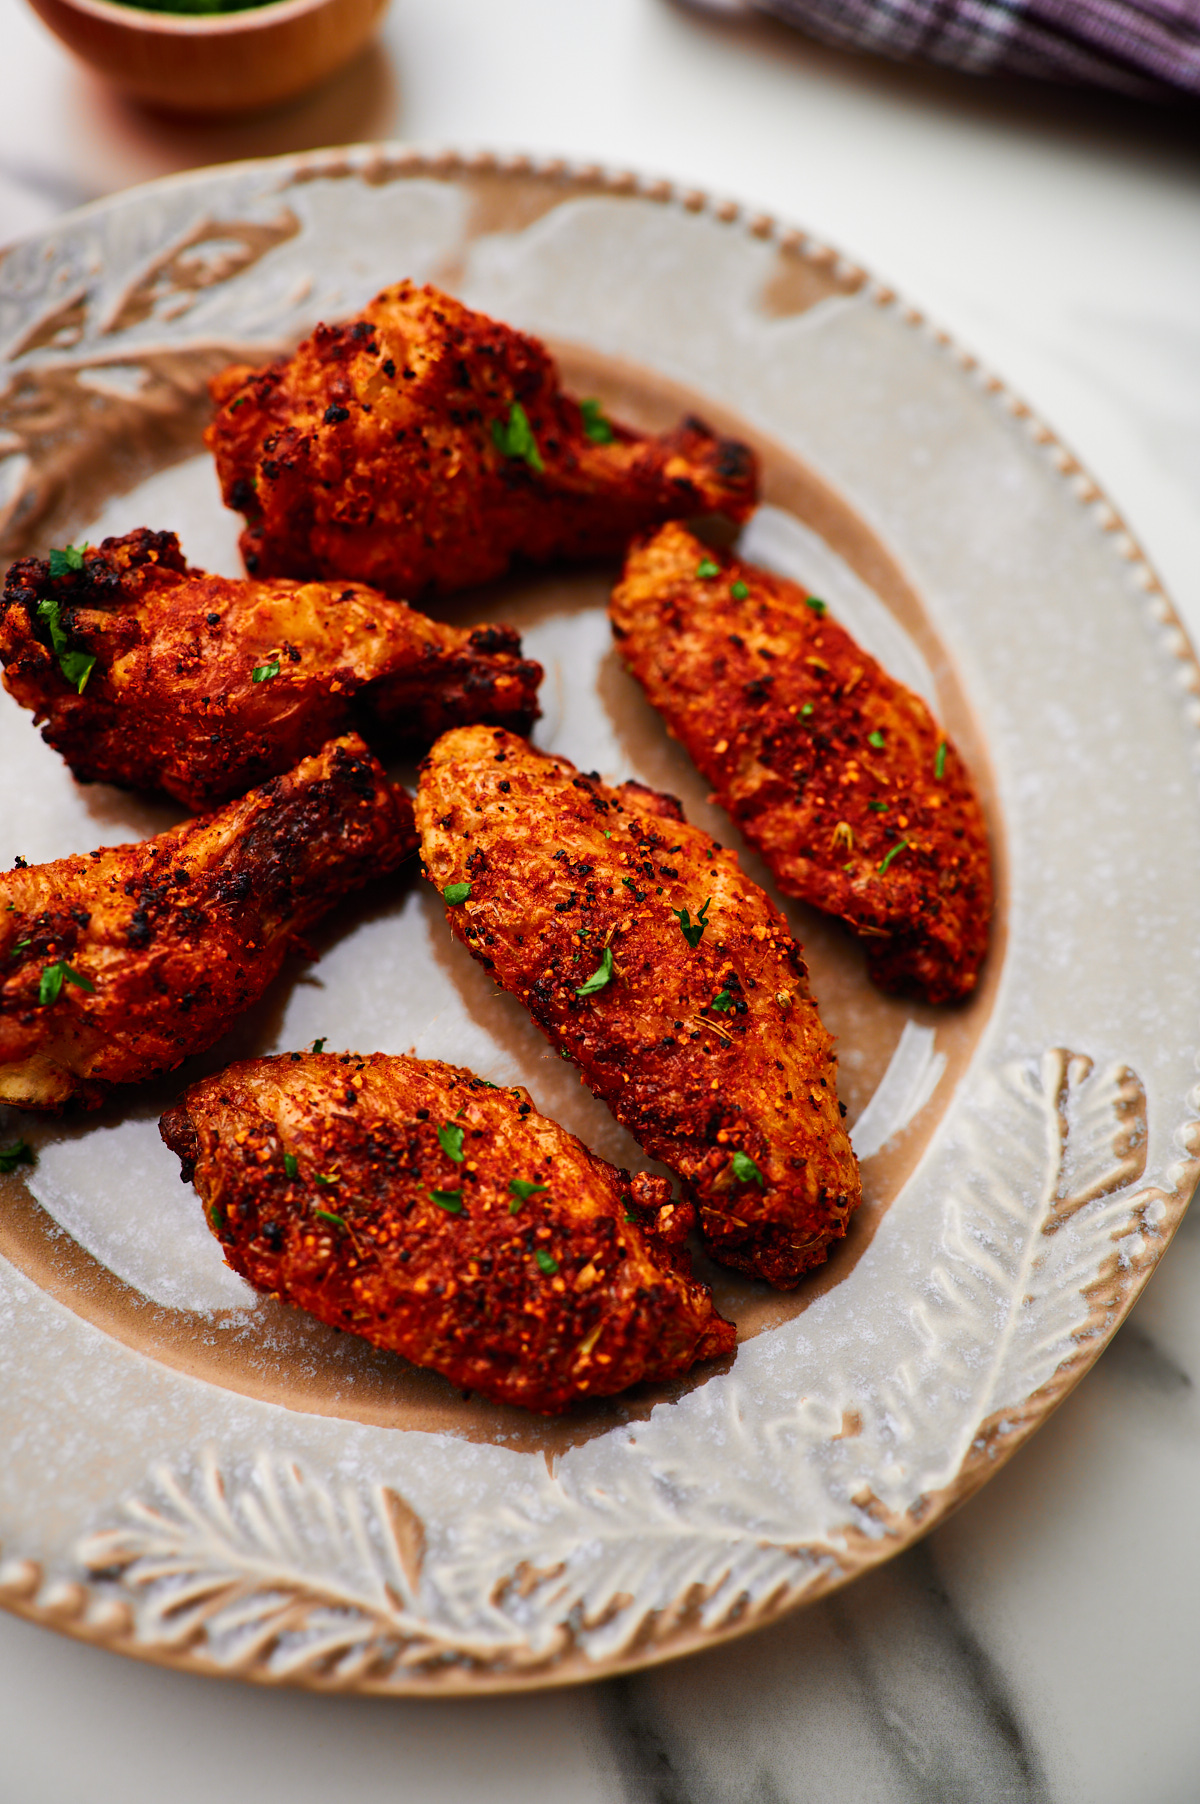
[38,0,346,38]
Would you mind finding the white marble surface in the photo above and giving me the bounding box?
[2,3,1200,1799]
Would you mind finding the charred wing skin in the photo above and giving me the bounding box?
[416,727,860,1289]
[610,524,993,1004]
[205,281,759,598]
[0,527,542,809]
[159,1052,735,1414]
[0,736,415,1111]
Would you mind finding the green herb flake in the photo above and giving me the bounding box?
[38,961,94,1007]
[868,729,886,750]
[36,596,96,693]
[430,1188,465,1214]
[730,579,750,601]
[535,1248,559,1276]
[867,800,889,813]
[710,987,734,1014]
[314,1208,347,1230]
[48,544,86,578]
[576,945,614,997]
[310,1037,327,1053]
[672,896,711,950]
[935,741,947,780]
[580,398,615,444]
[879,839,910,874]
[251,659,281,683]
[508,1178,549,1214]
[696,557,720,580]
[10,939,31,957]
[731,1149,765,1188]
[314,1172,340,1187]
[0,1140,35,1175]
[805,596,828,617]
[207,1204,226,1233]
[283,1153,299,1179]
[438,1120,465,1163]
[491,401,544,473]
[801,702,814,718]
[443,882,471,906]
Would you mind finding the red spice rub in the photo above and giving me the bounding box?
[610,523,993,1003]
[417,726,860,1289]
[160,1052,734,1414]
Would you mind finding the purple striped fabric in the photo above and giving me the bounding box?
[682,0,1200,97]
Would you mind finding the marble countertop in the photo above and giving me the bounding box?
[2,3,1200,1798]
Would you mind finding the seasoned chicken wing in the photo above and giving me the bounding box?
[205,280,759,598]
[610,525,993,1003]
[0,528,541,810]
[0,736,414,1111]
[160,1052,735,1414]
[417,727,859,1289]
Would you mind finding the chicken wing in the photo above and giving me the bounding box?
[0,736,414,1111]
[205,280,759,598]
[0,528,542,810]
[610,524,993,1003]
[416,727,859,1289]
[159,1052,735,1414]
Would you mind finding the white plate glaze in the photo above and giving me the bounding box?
[1,148,1198,1694]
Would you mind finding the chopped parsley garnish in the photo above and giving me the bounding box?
[0,1140,35,1174]
[443,882,471,905]
[867,800,889,813]
[801,702,814,717]
[283,1153,299,1179]
[491,401,544,472]
[38,961,93,1006]
[36,596,96,693]
[580,398,615,444]
[315,1208,347,1230]
[314,1172,340,1187]
[437,1121,465,1163]
[935,741,947,780]
[251,658,281,683]
[10,939,31,957]
[576,945,613,997]
[310,1037,327,1053]
[430,1188,465,1213]
[879,839,910,874]
[730,579,749,600]
[805,596,828,617]
[48,544,86,578]
[868,730,886,750]
[509,1178,549,1213]
[696,557,720,580]
[731,1149,765,1187]
[672,897,711,949]
[535,1248,559,1276]
[710,987,734,1013]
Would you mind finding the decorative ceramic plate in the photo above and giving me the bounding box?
[2,148,1198,1695]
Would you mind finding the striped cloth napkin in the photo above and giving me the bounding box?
[682,0,1200,99]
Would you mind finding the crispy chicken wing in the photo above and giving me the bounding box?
[205,280,759,598]
[0,736,414,1111]
[610,525,993,1003]
[417,727,859,1289]
[1,528,541,810]
[159,1052,735,1414]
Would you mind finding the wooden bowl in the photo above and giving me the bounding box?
[26,0,390,116]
